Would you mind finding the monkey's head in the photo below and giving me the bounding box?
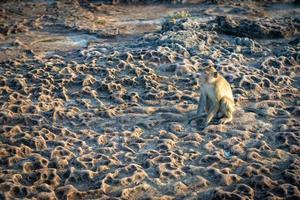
[198,66,218,84]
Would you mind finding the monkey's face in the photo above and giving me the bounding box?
[198,67,218,84]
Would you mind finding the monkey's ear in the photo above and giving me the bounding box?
[213,72,218,78]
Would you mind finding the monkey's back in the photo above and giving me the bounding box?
[215,75,234,103]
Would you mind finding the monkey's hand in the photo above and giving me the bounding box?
[186,115,205,126]
[196,111,207,117]
[202,121,209,128]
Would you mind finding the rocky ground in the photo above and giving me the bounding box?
[0,0,299,199]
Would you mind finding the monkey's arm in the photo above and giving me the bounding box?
[186,90,207,126]
[197,88,206,116]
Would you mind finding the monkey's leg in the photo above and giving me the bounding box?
[220,113,233,124]
[204,102,219,126]
[219,97,234,124]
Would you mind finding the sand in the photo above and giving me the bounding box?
[0,0,299,199]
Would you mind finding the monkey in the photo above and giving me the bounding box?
[188,66,235,127]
